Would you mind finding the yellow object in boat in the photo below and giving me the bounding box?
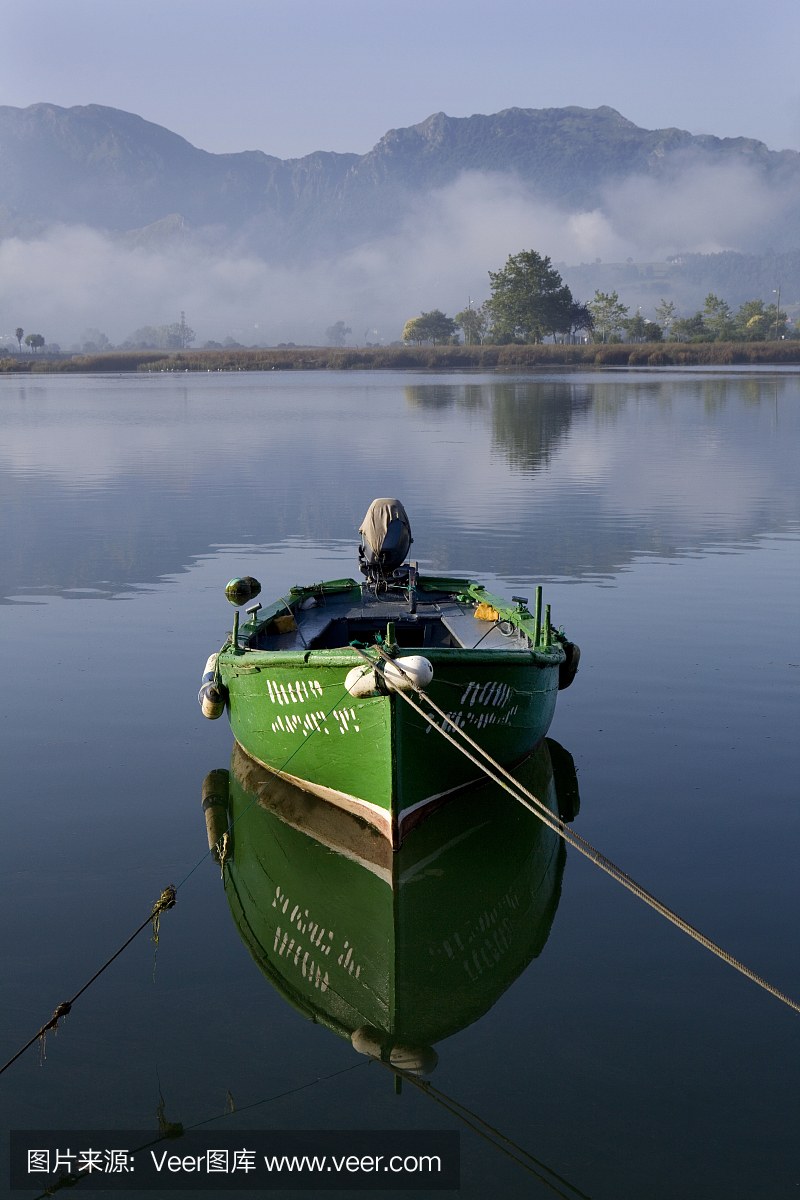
[474,602,500,621]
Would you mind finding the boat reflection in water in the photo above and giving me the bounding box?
[202,738,580,1075]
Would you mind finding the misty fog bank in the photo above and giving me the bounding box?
[2,160,798,348]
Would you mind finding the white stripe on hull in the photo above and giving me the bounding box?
[235,739,536,849]
[234,740,395,844]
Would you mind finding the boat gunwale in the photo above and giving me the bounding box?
[219,644,566,670]
[235,576,571,664]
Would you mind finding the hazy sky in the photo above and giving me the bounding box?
[2,0,799,345]
[2,0,799,158]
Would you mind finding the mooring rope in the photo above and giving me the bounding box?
[370,1058,590,1200]
[354,646,800,1015]
[0,887,177,1079]
[31,1056,578,1200]
[2,676,369,1089]
[415,1077,591,1200]
[188,1061,367,1129]
[28,1064,370,1199]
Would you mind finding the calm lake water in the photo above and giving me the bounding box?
[1,369,798,1199]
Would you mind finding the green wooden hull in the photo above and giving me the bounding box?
[216,738,571,1062]
[218,646,562,845]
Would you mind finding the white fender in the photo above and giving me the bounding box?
[389,1043,439,1076]
[382,655,433,692]
[345,665,380,697]
[351,1026,438,1075]
[199,653,226,719]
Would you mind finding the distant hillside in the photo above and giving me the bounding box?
[562,249,800,315]
[2,102,799,259]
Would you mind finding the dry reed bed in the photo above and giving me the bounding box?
[4,342,800,374]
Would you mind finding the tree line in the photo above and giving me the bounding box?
[402,252,593,346]
[4,327,47,353]
[586,291,792,343]
[3,318,196,357]
[401,251,796,347]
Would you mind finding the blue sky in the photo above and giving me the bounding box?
[2,0,799,157]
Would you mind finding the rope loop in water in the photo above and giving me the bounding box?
[0,885,178,1078]
[151,885,177,945]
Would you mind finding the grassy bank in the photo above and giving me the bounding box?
[0,351,167,374]
[4,342,800,375]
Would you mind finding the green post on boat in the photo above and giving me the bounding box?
[533,586,543,648]
[544,603,551,648]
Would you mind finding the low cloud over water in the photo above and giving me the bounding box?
[1,157,795,347]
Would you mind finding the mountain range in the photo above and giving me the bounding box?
[2,102,799,260]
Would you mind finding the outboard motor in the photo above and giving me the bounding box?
[358,498,413,588]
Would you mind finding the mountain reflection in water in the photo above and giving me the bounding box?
[202,738,580,1073]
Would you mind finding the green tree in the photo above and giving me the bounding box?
[623,312,648,341]
[734,300,762,340]
[733,298,787,341]
[14,327,23,351]
[654,300,676,336]
[486,250,574,343]
[670,313,707,342]
[402,310,456,345]
[325,320,352,347]
[734,300,768,341]
[24,333,45,353]
[160,322,194,350]
[567,301,594,341]
[454,303,490,345]
[420,309,456,345]
[764,302,789,340]
[702,294,735,341]
[624,312,664,342]
[122,323,195,350]
[402,317,425,345]
[588,291,629,343]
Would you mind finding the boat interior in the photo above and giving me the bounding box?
[235,499,534,655]
[242,584,533,654]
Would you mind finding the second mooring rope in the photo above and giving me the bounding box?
[371,1058,591,1200]
[0,887,177,1078]
[354,647,800,1015]
[2,676,378,1081]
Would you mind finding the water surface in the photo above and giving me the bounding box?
[1,369,798,1199]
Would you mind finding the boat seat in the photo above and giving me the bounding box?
[294,609,338,647]
[249,608,336,651]
[438,607,530,651]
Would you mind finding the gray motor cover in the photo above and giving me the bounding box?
[359,498,413,570]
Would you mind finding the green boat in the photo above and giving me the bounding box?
[201,735,580,1071]
[199,499,579,847]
